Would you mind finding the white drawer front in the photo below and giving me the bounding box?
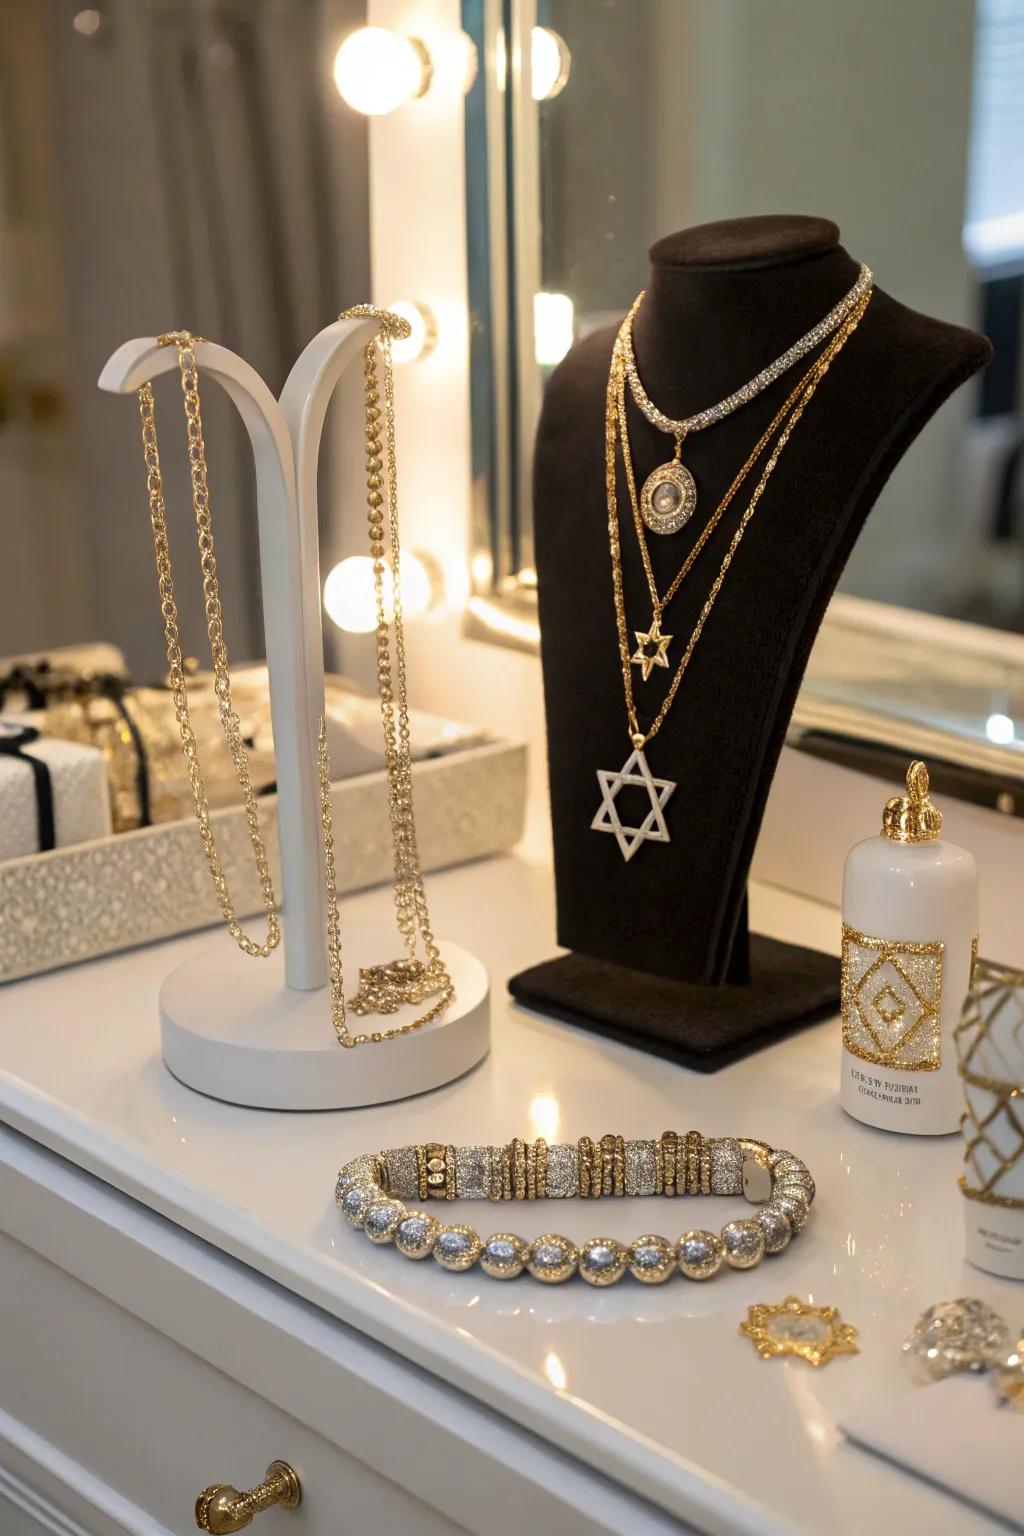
[1,1233,467,1536]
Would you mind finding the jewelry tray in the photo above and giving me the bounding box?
[0,738,526,983]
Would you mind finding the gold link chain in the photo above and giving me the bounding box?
[137,333,280,957]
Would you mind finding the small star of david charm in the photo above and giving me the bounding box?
[591,747,676,862]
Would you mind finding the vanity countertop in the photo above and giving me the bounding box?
[0,853,1016,1536]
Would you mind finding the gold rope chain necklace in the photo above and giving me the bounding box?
[618,263,873,535]
[592,290,871,863]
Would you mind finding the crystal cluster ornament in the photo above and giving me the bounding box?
[902,1297,1012,1381]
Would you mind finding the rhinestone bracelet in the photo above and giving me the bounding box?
[335,1133,815,1285]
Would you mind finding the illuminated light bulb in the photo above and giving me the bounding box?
[387,300,437,364]
[323,551,438,633]
[533,291,574,367]
[530,26,571,101]
[985,712,1015,745]
[324,556,385,633]
[332,28,431,116]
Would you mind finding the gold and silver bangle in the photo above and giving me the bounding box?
[335,1135,815,1285]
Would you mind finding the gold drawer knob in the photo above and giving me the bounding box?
[195,1460,301,1533]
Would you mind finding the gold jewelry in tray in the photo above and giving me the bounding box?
[592,286,872,863]
[336,1134,815,1284]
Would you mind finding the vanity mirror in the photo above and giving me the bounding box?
[462,0,1024,799]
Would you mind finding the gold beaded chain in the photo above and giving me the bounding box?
[319,306,454,1047]
[137,334,280,958]
[607,291,871,750]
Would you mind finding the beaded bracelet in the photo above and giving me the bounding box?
[335,1132,815,1284]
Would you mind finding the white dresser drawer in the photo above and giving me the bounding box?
[2,1232,466,1536]
[0,1128,684,1536]
[2,1228,469,1536]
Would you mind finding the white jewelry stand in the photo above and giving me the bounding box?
[99,324,489,1110]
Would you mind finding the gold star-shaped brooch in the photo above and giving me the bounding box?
[630,620,672,681]
[740,1295,859,1368]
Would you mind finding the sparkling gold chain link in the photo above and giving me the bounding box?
[607,292,871,748]
[320,306,454,1047]
[137,333,280,957]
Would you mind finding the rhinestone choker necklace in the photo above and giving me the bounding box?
[618,262,873,535]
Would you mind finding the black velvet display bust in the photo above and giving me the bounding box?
[509,215,992,1070]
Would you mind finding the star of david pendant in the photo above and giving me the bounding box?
[591,747,676,862]
[640,459,697,535]
[630,618,672,681]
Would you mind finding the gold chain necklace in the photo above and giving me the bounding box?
[619,264,873,534]
[592,291,871,862]
[319,306,454,1046]
[138,333,281,956]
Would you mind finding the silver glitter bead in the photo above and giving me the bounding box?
[768,1148,797,1170]
[757,1205,792,1254]
[480,1233,528,1279]
[432,1224,482,1272]
[721,1219,766,1269]
[578,1238,628,1287]
[773,1192,810,1232]
[624,1140,656,1197]
[775,1174,815,1206]
[526,1234,578,1284]
[382,1146,419,1200]
[394,1211,439,1259]
[677,1229,725,1280]
[903,1298,1012,1382]
[363,1198,406,1244]
[339,1182,377,1228]
[336,1156,379,1201]
[455,1145,491,1200]
[544,1144,579,1199]
[628,1234,676,1284]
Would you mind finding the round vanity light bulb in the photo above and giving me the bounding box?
[387,300,437,364]
[324,551,437,633]
[332,28,431,116]
[533,291,574,366]
[324,556,387,633]
[530,26,571,102]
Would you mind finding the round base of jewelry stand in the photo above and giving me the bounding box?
[160,923,490,1110]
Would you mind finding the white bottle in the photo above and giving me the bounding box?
[840,761,978,1134]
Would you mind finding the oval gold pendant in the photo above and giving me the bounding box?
[640,460,697,535]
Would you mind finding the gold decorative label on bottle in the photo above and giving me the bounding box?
[841,924,945,1071]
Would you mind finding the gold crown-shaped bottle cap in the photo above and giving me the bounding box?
[882,760,942,843]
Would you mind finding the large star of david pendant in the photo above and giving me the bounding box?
[591,747,676,862]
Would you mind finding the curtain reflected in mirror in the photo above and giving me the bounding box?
[0,0,369,677]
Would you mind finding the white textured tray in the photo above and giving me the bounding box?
[0,739,525,982]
